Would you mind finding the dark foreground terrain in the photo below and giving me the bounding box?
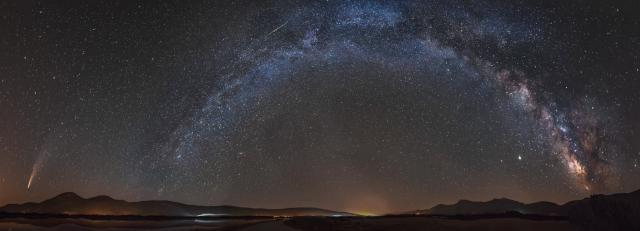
[284,215,573,231]
[2,189,638,230]
[0,214,573,231]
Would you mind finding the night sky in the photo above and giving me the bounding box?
[1,0,640,215]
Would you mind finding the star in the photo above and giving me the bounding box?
[1,0,637,215]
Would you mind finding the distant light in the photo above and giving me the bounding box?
[354,212,377,216]
[197,213,227,217]
[517,155,522,161]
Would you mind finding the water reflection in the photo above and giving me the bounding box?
[0,218,266,230]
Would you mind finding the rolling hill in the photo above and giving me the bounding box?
[0,192,352,217]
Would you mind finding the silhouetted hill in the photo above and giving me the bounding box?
[567,189,640,231]
[404,189,640,230]
[412,197,567,216]
[0,192,352,217]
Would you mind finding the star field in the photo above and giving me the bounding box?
[1,0,640,214]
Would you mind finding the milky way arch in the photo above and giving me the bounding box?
[149,1,620,195]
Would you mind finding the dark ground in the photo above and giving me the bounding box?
[0,215,575,231]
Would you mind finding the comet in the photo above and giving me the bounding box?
[27,151,47,190]
[27,170,35,190]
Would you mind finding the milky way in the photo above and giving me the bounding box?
[160,1,619,193]
[490,66,615,191]
[1,1,639,214]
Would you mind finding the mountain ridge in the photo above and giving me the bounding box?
[406,189,640,217]
[0,192,353,217]
[3,189,639,223]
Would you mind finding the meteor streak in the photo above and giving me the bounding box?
[265,21,288,38]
